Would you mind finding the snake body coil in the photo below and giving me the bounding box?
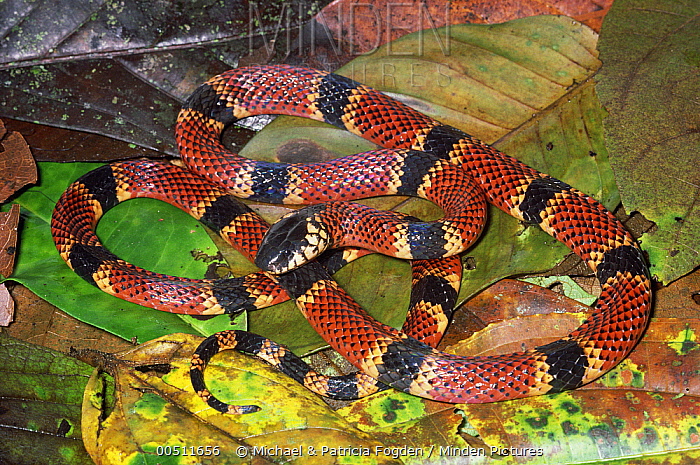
[52,65,652,412]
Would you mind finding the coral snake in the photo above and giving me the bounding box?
[51,65,652,414]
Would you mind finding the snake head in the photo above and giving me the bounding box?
[255,205,332,274]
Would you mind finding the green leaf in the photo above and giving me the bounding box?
[0,332,94,465]
[596,0,700,283]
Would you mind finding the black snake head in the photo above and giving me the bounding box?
[255,205,332,274]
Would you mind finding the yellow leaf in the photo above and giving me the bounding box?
[82,333,402,464]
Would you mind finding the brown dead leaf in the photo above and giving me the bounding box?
[0,119,37,202]
[590,317,700,396]
[0,203,19,278]
[451,312,587,356]
[654,267,700,320]
[442,279,592,347]
[336,315,700,463]
[0,284,13,326]
[5,284,134,354]
[0,203,19,326]
[2,118,163,163]
[317,0,612,55]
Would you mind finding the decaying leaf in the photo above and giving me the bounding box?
[73,313,700,465]
[0,332,93,465]
[0,0,328,156]
[596,0,700,284]
[654,267,700,320]
[0,284,13,326]
[0,119,35,329]
[0,203,20,326]
[318,0,613,54]
[81,333,402,465]
[0,119,37,203]
[2,118,164,163]
[0,203,20,279]
[336,316,700,464]
[0,118,33,326]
